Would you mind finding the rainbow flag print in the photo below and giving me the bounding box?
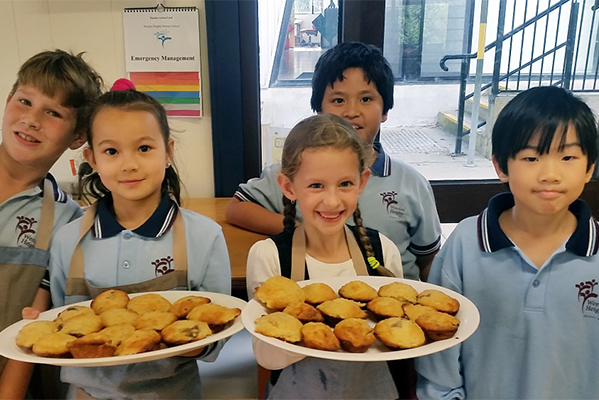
[129,72,202,117]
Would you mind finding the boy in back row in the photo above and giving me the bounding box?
[416,86,599,399]
[226,42,442,282]
[0,50,103,398]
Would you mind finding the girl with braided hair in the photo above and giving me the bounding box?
[246,113,403,399]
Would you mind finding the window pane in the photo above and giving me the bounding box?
[383,0,496,180]
[258,0,339,167]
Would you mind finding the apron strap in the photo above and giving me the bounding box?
[68,203,98,280]
[34,179,55,251]
[66,203,188,297]
[290,224,369,282]
[345,225,369,276]
[172,208,187,272]
[291,225,306,282]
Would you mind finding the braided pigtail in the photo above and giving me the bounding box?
[353,204,395,277]
[353,204,375,260]
[282,196,297,232]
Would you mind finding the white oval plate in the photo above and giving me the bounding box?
[0,291,246,367]
[241,276,479,361]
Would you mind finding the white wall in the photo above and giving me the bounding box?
[0,0,215,198]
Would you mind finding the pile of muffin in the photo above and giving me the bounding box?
[16,289,241,359]
[253,276,460,353]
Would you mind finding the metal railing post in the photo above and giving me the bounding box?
[466,0,489,166]
[454,0,476,154]
[563,1,579,90]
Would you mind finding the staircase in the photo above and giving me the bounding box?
[437,90,493,160]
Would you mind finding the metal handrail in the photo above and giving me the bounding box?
[439,0,570,72]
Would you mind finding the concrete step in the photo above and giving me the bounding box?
[465,97,489,121]
[437,111,470,136]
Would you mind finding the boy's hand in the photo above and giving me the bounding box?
[21,307,41,320]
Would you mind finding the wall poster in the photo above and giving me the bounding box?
[123,6,202,117]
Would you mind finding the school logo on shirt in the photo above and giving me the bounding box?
[152,256,175,277]
[380,191,406,220]
[15,216,37,248]
[576,279,599,319]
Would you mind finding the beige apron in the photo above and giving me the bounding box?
[0,180,54,373]
[65,202,188,298]
[65,203,188,399]
[290,224,369,281]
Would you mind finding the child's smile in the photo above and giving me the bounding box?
[2,84,78,170]
[279,147,369,240]
[84,107,173,212]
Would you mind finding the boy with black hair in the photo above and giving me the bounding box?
[0,49,103,399]
[227,42,441,282]
[415,86,599,399]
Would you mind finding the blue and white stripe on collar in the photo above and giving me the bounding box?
[371,140,391,177]
[41,173,68,203]
[477,192,599,257]
[92,193,178,239]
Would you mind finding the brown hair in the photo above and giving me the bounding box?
[280,113,376,261]
[11,49,104,135]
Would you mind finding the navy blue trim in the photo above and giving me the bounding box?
[371,140,391,177]
[409,236,442,256]
[93,194,177,239]
[233,188,260,205]
[42,173,68,203]
[477,192,599,257]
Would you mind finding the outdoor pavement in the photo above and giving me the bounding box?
[380,125,497,181]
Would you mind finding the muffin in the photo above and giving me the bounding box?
[115,329,162,356]
[367,296,405,320]
[254,276,305,311]
[32,332,77,357]
[417,290,460,315]
[317,298,367,326]
[55,305,95,323]
[133,311,178,331]
[127,294,172,314]
[67,334,116,358]
[186,303,241,332]
[254,312,303,343]
[283,302,324,324]
[402,304,437,321]
[333,318,375,353]
[91,289,130,315]
[97,323,136,346]
[56,314,103,337]
[301,322,340,351]
[99,308,139,327]
[302,282,338,305]
[162,320,212,345]
[17,321,58,348]
[377,282,418,304]
[374,317,426,349]
[415,311,460,341]
[169,295,211,318]
[338,280,378,302]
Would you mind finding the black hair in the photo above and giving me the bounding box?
[310,42,394,114]
[79,89,181,205]
[492,86,598,174]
